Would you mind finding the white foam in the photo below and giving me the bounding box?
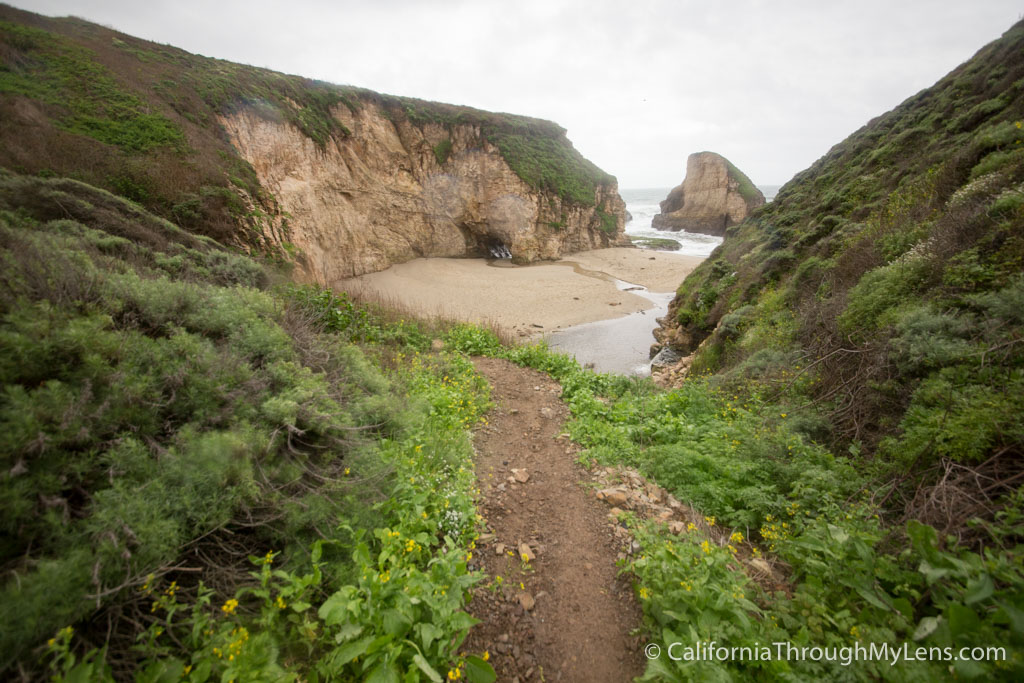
[621,188,723,257]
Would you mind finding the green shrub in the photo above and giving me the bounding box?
[433,138,453,165]
[838,258,933,336]
[595,207,618,234]
[0,174,498,680]
[443,323,503,355]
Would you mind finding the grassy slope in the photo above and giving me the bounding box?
[669,20,1024,504]
[0,170,497,681]
[440,322,1024,681]
[0,4,614,254]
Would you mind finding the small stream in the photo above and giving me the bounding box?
[545,278,674,375]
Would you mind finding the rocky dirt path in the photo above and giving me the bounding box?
[463,357,644,682]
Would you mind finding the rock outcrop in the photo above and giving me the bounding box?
[651,152,764,235]
[220,103,627,284]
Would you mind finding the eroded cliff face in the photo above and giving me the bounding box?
[651,152,764,235]
[220,102,627,284]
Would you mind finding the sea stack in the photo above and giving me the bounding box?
[652,152,765,235]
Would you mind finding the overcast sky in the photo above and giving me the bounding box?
[12,0,1024,188]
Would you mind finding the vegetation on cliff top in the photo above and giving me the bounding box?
[395,97,616,206]
[0,4,614,255]
[722,155,764,205]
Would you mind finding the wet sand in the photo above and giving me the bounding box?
[337,248,701,337]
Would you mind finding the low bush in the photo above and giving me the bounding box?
[1,174,497,681]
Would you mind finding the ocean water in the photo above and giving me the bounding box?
[621,184,780,256]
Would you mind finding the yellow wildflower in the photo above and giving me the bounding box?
[221,599,238,615]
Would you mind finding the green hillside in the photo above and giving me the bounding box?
[596,19,1024,680]
[669,20,1024,493]
[0,3,614,256]
[0,169,503,680]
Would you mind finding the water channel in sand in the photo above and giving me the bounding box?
[541,189,729,375]
[484,257,674,375]
[542,277,674,376]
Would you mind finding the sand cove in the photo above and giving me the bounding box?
[336,248,703,338]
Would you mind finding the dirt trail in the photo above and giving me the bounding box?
[463,357,643,682]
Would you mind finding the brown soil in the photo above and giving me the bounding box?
[462,357,644,682]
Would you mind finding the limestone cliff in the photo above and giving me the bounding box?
[220,102,627,284]
[651,152,765,235]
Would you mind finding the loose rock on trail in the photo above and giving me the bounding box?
[462,358,644,682]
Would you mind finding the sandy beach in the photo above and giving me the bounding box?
[338,248,702,336]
